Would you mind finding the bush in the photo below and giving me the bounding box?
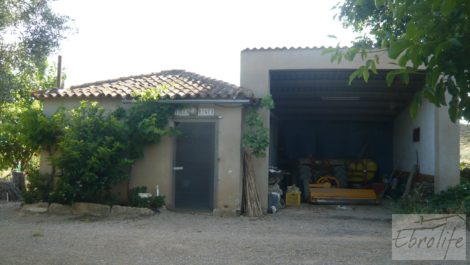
[51,102,133,204]
[12,88,178,205]
[395,182,470,217]
[22,169,51,204]
[460,162,470,183]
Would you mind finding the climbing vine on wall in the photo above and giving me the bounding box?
[242,94,274,157]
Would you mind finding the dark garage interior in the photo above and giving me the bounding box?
[268,69,423,203]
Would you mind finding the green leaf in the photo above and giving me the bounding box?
[348,69,362,85]
[410,93,422,118]
[388,38,412,59]
[441,0,457,16]
[386,70,399,86]
[370,60,377,74]
[448,104,459,123]
[436,81,447,106]
[398,52,409,67]
[426,68,441,88]
[423,87,438,105]
[362,68,370,82]
[344,48,359,61]
[400,72,410,85]
[374,0,385,7]
[406,23,419,38]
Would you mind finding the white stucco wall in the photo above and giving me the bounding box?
[393,100,436,175]
[393,99,460,191]
[434,104,460,191]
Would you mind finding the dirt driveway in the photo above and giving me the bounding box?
[0,202,468,265]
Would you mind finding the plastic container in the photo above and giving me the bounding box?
[285,192,301,207]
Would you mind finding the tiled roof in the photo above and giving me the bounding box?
[242,46,349,52]
[33,70,253,100]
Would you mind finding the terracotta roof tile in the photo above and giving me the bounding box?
[33,70,253,100]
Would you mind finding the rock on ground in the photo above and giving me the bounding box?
[48,203,72,215]
[72,202,110,217]
[110,205,154,217]
[21,202,49,213]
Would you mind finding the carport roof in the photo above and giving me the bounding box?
[270,69,424,121]
[242,46,349,52]
[33,70,253,100]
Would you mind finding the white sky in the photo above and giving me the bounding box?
[50,0,357,87]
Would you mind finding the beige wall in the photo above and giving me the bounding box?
[213,105,243,210]
[40,98,244,213]
[129,104,243,211]
[42,97,124,116]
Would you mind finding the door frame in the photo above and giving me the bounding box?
[171,118,219,211]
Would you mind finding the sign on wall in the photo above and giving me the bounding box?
[174,107,215,117]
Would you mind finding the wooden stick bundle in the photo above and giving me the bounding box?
[242,150,263,217]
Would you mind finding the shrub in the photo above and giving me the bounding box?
[22,169,51,203]
[395,182,470,218]
[51,102,133,203]
[460,162,470,183]
[128,186,148,207]
[14,87,179,205]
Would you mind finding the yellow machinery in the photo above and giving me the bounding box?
[347,159,377,183]
[309,175,378,204]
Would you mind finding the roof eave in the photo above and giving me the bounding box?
[122,98,252,105]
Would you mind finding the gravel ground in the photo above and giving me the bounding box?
[0,202,468,265]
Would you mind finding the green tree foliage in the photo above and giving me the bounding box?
[0,0,69,102]
[330,0,470,121]
[0,64,64,172]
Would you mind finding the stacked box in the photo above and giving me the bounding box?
[285,192,301,207]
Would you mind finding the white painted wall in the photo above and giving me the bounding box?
[393,100,460,191]
[393,100,436,175]
[434,103,460,191]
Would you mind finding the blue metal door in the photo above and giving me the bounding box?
[174,122,215,210]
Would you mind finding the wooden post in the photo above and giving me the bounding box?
[57,55,62,88]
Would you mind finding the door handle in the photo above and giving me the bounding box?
[173,166,184,171]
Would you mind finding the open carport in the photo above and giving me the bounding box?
[240,47,460,210]
[269,69,421,193]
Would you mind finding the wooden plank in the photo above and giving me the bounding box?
[310,188,377,200]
